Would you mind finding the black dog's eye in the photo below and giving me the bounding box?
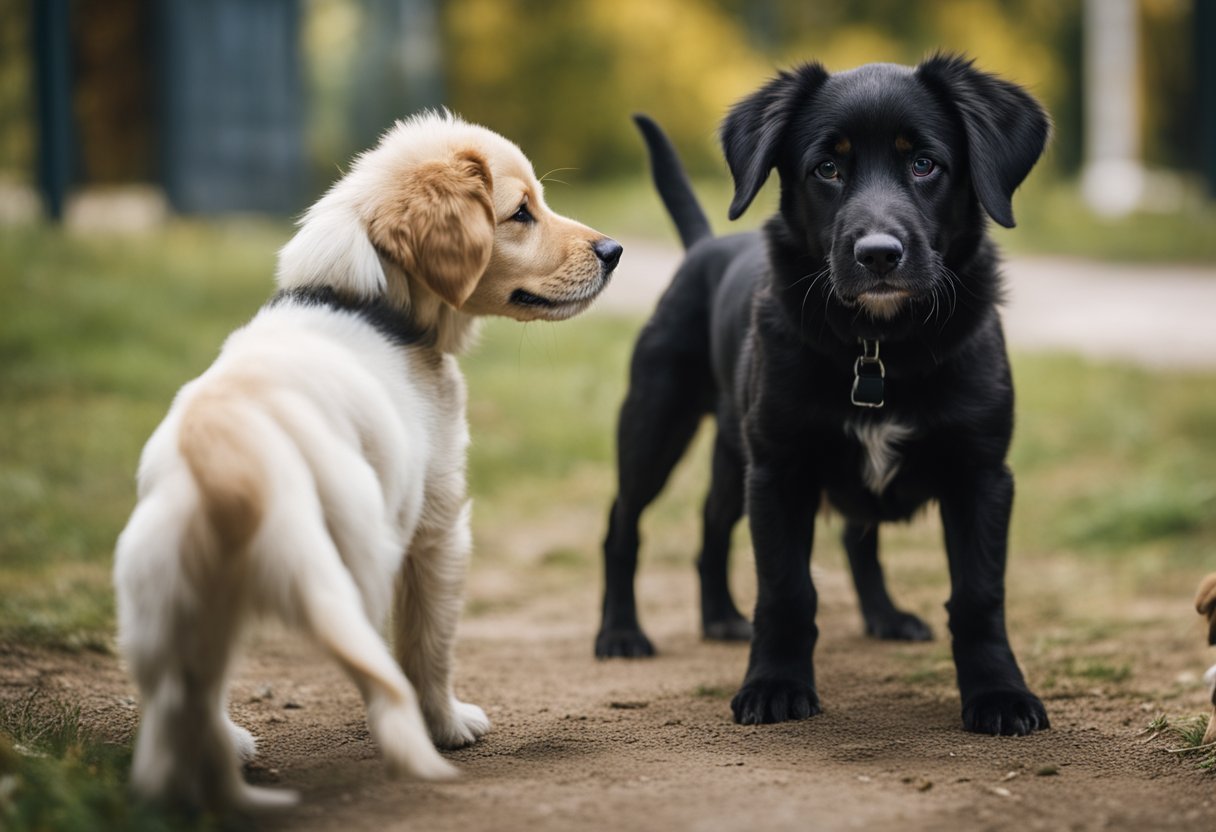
[814,160,839,181]
[911,158,936,177]
[511,203,534,223]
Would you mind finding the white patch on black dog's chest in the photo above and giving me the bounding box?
[847,420,914,495]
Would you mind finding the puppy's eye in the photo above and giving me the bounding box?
[814,160,839,180]
[511,203,534,223]
[911,158,936,177]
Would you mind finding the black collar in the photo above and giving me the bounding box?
[267,286,430,348]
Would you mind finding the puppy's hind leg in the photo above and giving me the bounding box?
[117,493,297,812]
[598,339,711,658]
[699,433,751,641]
[843,522,932,641]
[394,503,489,749]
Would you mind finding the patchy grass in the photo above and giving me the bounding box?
[0,693,242,831]
[991,177,1216,264]
[1142,713,1216,773]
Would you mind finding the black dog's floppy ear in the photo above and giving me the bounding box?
[721,63,829,221]
[916,54,1050,229]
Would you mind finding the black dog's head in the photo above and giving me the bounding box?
[721,55,1049,339]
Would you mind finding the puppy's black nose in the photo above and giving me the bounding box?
[593,238,623,270]
[854,234,903,276]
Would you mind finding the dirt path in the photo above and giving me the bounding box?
[3,564,1212,831]
[597,240,1216,368]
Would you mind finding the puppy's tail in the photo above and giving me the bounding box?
[633,114,713,249]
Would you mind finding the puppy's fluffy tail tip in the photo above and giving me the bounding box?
[370,698,460,782]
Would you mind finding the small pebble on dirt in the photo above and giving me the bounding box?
[283,699,303,710]
[1036,765,1060,776]
[249,685,274,703]
[609,701,648,709]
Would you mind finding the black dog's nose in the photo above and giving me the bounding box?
[593,238,623,270]
[854,234,903,276]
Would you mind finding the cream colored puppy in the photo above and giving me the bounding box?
[113,112,621,810]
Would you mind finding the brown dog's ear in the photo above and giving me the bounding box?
[368,150,494,308]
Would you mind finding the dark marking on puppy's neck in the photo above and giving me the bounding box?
[267,286,432,348]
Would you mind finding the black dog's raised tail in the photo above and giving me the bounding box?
[633,115,713,250]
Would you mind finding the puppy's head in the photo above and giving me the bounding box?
[721,55,1049,332]
[278,112,620,327]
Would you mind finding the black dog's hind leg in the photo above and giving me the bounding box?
[597,346,709,658]
[843,522,932,641]
[941,466,1048,735]
[699,433,751,641]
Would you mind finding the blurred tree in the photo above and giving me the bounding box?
[439,0,1091,179]
[0,0,33,184]
[442,0,770,179]
[73,0,155,184]
[1141,0,1196,171]
[1198,0,1216,196]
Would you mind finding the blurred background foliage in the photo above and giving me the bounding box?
[351,0,1192,181]
[0,0,1201,187]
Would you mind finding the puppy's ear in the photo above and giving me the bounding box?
[916,54,1050,229]
[721,63,829,221]
[369,150,495,308]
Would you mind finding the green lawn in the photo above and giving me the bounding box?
[1,221,1214,826]
[2,221,1215,648]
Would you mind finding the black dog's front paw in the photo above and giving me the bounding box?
[731,679,821,725]
[595,627,656,658]
[864,609,933,642]
[962,689,1049,736]
[703,614,753,642]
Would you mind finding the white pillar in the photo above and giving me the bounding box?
[1081,0,1145,217]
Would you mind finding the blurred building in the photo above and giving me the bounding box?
[27,0,443,221]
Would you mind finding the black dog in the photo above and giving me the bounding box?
[596,55,1051,736]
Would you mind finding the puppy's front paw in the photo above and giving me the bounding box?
[962,689,1049,736]
[864,609,933,642]
[227,719,257,763]
[430,699,491,749]
[731,679,821,725]
[595,627,656,658]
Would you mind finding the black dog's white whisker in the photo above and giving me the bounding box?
[800,267,832,331]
